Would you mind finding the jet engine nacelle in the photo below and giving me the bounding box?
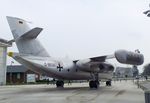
[76,59,114,73]
[98,62,114,73]
[115,50,144,65]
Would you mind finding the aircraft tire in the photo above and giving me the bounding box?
[106,80,111,86]
[56,80,64,87]
[89,81,98,89]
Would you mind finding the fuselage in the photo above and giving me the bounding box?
[12,54,113,80]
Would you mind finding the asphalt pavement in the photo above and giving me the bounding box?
[0,80,144,103]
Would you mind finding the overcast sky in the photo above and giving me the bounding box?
[0,0,150,72]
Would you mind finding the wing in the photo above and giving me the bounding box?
[74,54,115,73]
[74,50,144,73]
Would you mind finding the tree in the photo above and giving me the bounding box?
[143,64,150,76]
[132,66,139,77]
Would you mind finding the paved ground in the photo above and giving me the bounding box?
[139,80,150,90]
[0,81,144,103]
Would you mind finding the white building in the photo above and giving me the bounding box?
[115,67,133,78]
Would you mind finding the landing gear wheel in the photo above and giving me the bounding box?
[56,80,64,88]
[106,80,111,86]
[89,80,99,89]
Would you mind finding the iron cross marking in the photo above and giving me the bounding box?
[57,63,63,71]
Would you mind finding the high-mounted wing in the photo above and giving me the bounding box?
[74,50,144,73]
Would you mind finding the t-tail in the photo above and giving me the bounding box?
[6,16,50,57]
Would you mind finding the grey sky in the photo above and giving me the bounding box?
[0,0,150,72]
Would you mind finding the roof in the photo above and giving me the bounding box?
[0,42,11,47]
[0,38,12,47]
[7,65,28,73]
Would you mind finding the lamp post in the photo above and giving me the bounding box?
[10,61,14,84]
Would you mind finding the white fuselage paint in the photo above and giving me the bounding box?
[13,55,113,80]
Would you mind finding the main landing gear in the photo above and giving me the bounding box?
[56,80,64,88]
[89,73,100,89]
[106,80,111,86]
[89,80,99,89]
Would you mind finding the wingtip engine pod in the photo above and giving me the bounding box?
[115,50,144,65]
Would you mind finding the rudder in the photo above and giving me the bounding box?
[7,16,50,57]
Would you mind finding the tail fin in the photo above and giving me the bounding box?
[6,16,50,57]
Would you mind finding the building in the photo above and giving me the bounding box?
[115,66,139,78]
[115,67,133,78]
[0,38,11,85]
[7,65,40,84]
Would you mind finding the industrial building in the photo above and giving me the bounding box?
[7,65,40,84]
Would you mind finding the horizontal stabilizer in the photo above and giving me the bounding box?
[20,27,43,39]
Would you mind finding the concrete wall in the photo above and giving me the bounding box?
[0,47,7,85]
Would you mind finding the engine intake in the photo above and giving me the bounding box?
[99,63,114,73]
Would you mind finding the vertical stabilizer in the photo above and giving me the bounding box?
[7,16,50,57]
